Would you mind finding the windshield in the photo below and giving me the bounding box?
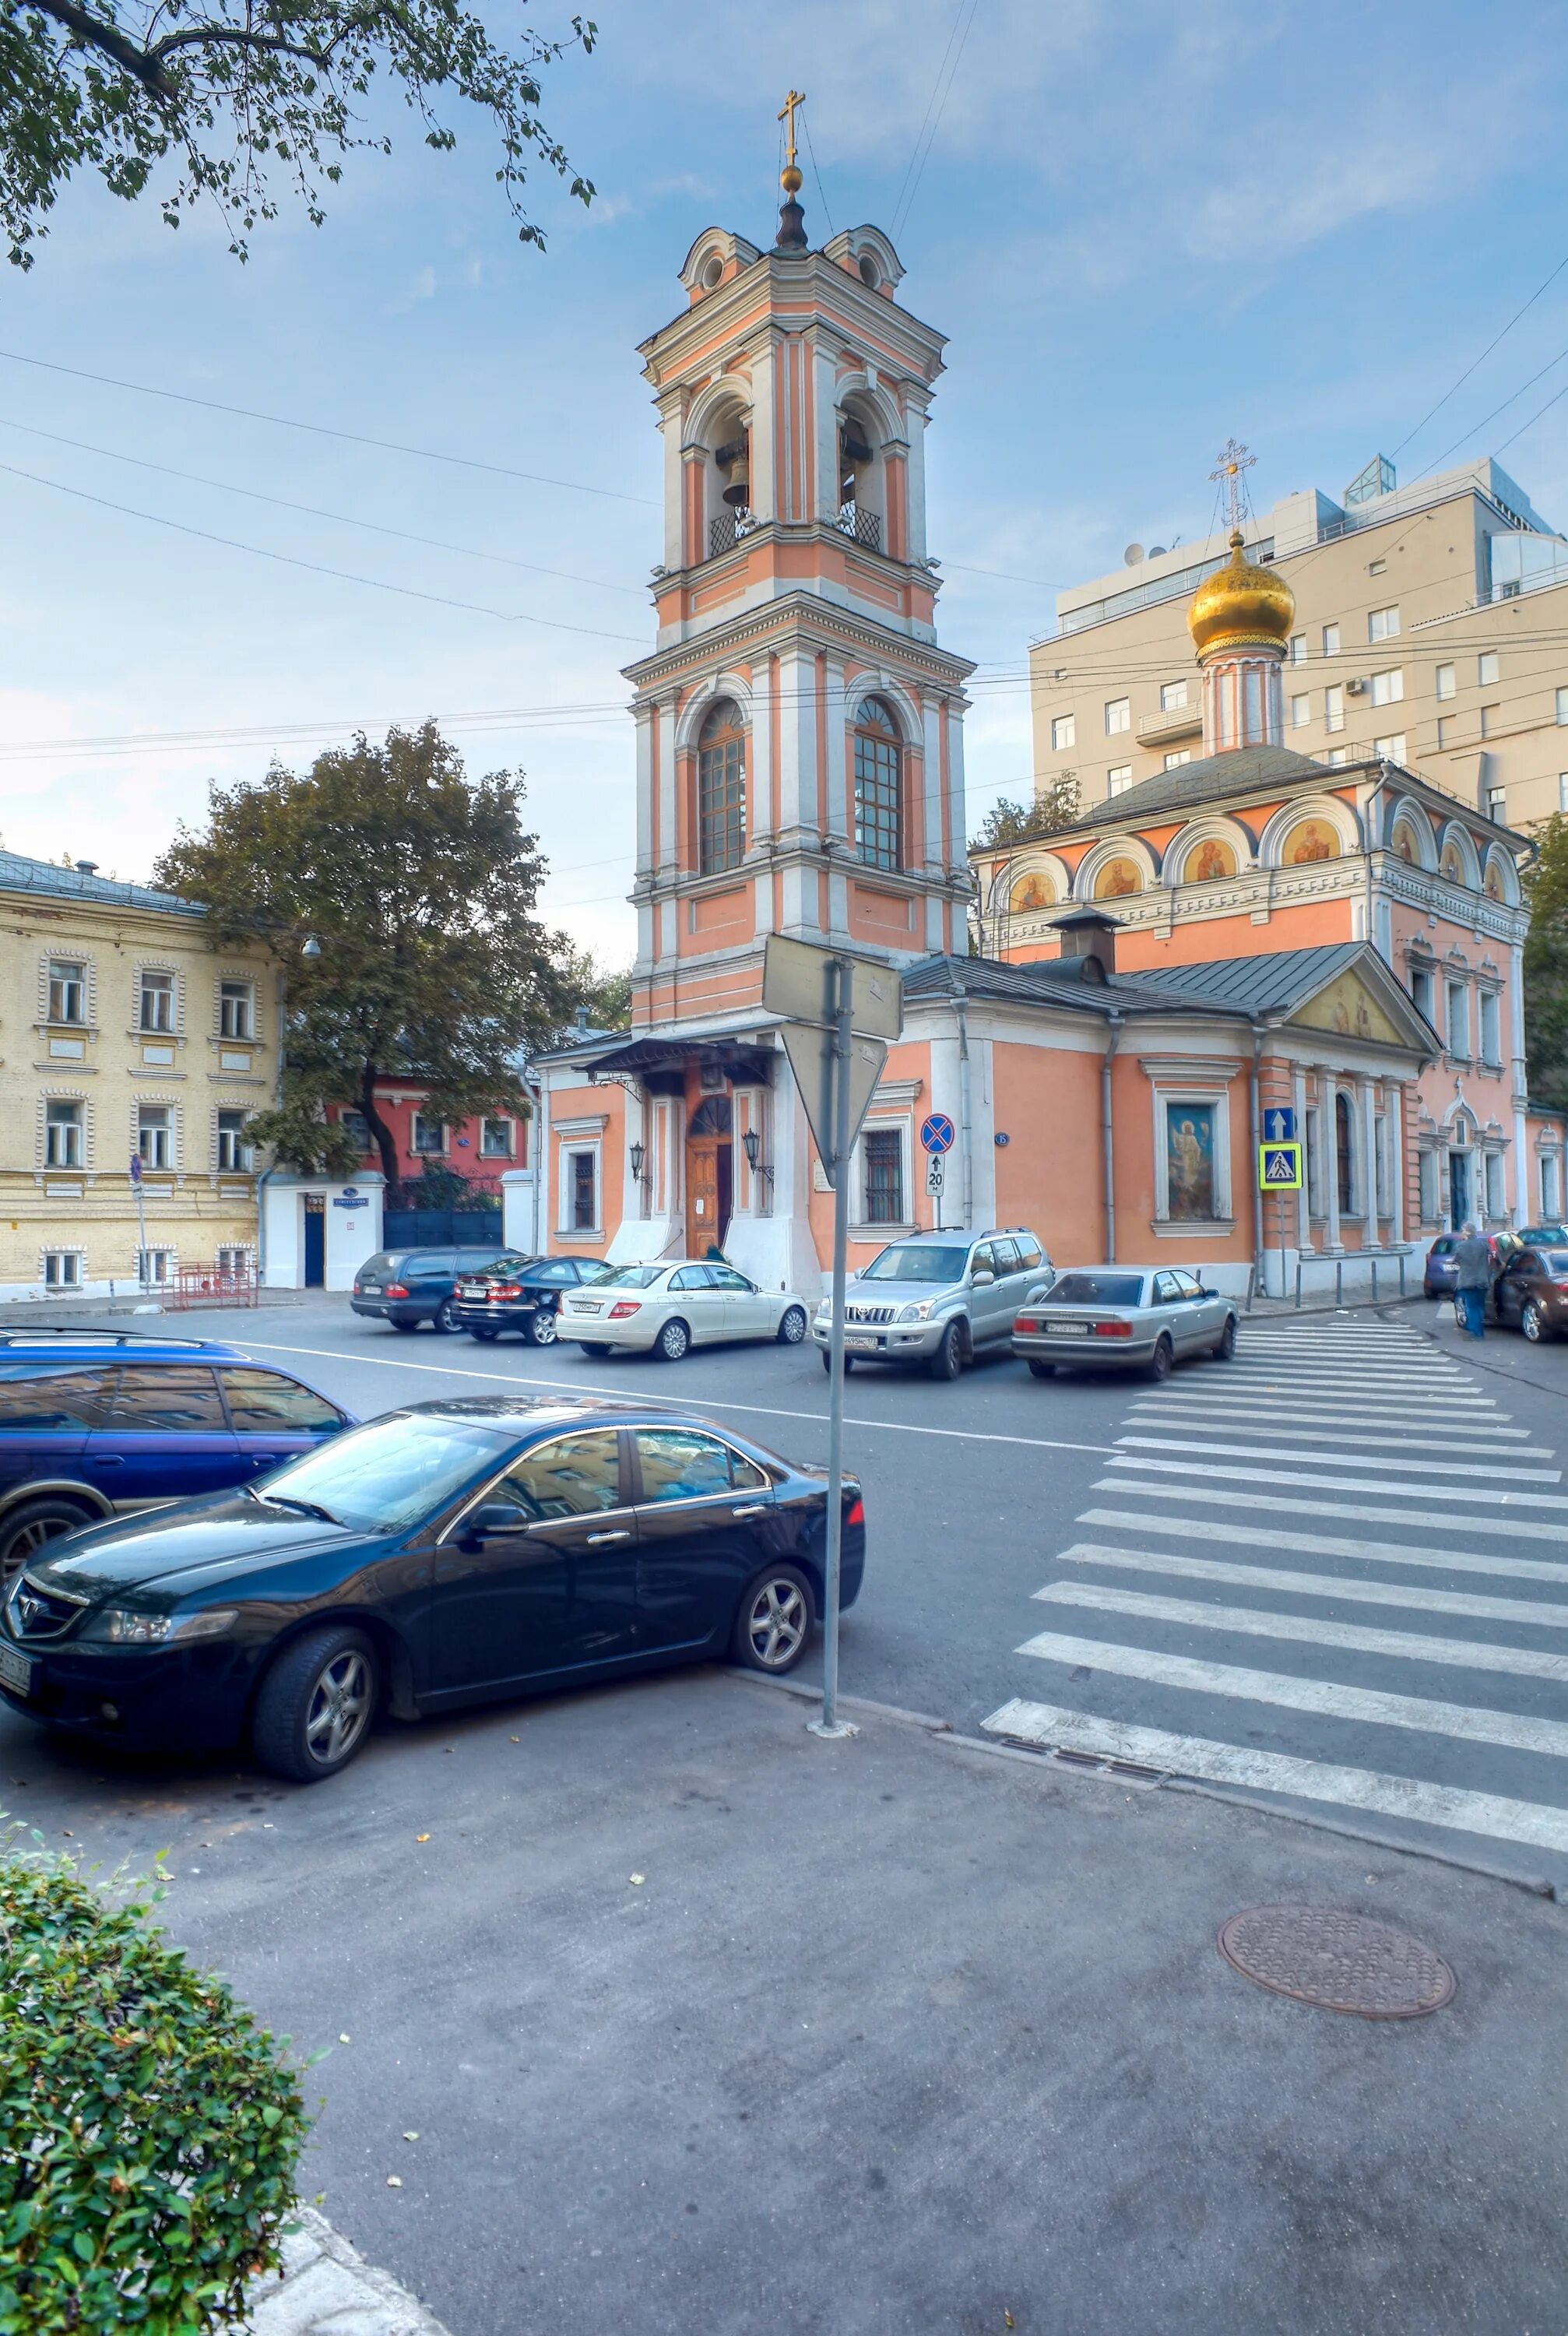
[596,1265,669,1289]
[1544,1253,1568,1275]
[1048,1272,1146,1307]
[860,1244,970,1284]
[462,1255,530,1279]
[257,1414,509,1534]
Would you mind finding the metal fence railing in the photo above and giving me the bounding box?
[1292,1248,1410,1310]
[166,1263,259,1310]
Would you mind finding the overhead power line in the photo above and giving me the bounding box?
[890,0,980,242]
[1392,246,1568,460]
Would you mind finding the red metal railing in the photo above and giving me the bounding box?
[165,1263,259,1310]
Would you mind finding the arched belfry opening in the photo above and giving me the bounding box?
[838,399,883,550]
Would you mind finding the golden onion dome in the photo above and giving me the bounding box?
[1187,529,1296,659]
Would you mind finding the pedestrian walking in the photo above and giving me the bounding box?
[1452,1221,1493,1339]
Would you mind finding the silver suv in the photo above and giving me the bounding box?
[811,1227,1053,1382]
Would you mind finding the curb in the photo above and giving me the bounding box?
[244,2206,452,2336]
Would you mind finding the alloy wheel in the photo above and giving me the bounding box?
[303,1649,374,1769]
[744,1578,807,1669]
[658,1318,689,1361]
[778,1305,807,1345]
[1523,1301,1545,1343]
[529,1310,558,1346]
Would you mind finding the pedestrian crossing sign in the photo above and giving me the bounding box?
[1257,1141,1303,1191]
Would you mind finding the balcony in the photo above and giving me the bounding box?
[707,510,760,558]
[1137,700,1202,748]
[836,501,882,552]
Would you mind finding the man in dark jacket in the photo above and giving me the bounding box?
[1453,1223,1494,1339]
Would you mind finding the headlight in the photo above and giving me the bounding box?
[897,1300,937,1322]
[89,1607,237,1646]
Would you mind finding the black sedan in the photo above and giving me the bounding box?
[454,1255,613,1346]
[0,1398,866,1782]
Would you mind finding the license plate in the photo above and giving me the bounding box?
[457,1284,485,1299]
[845,1335,879,1352]
[360,1284,381,1295]
[0,1643,33,1697]
[1046,1321,1092,1336]
[574,1301,603,1315]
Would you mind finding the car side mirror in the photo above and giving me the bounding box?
[970,1268,996,1288]
[461,1502,530,1546]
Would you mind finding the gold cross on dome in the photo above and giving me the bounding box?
[778,90,805,172]
[1210,438,1256,533]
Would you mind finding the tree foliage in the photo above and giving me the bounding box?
[153,723,572,1187]
[1524,814,1568,1110]
[0,1831,308,2331]
[554,945,631,1037]
[0,0,595,268]
[969,776,1082,853]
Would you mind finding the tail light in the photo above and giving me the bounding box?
[608,1300,642,1320]
[844,1496,865,1529]
[490,1285,522,1301]
[1093,1321,1133,1339]
[1013,1315,1039,1334]
[382,1283,410,1299]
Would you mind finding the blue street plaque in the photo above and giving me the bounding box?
[919,1112,956,1156]
[1262,1106,1297,1144]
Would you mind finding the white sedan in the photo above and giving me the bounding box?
[558,1261,810,1363]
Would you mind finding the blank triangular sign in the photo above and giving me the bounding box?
[780,1023,888,1171]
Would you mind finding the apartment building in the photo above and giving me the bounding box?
[1033,455,1568,831]
[2,852,277,1299]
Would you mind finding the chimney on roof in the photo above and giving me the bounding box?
[1049,903,1119,979]
[74,860,98,876]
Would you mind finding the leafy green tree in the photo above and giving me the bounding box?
[969,775,1081,853]
[0,0,595,269]
[556,945,631,1036]
[1524,814,1568,1109]
[153,723,571,1190]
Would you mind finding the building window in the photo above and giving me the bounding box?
[570,1149,597,1231]
[1322,624,1340,657]
[1436,663,1457,700]
[1478,652,1500,686]
[480,1118,514,1157]
[1486,785,1507,824]
[1164,748,1191,771]
[1051,713,1076,752]
[1485,1152,1506,1219]
[1557,686,1568,726]
[1478,990,1502,1067]
[1373,734,1408,763]
[137,1104,171,1170]
[216,1247,251,1275]
[47,960,86,1025]
[340,1110,371,1154]
[1541,1154,1563,1219]
[1436,717,1451,751]
[696,698,747,877]
[1446,982,1469,1059]
[1368,558,1388,577]
[139,969,175,1033]
[216,1110,251,1172]
[1290,693,1310,729]
[1480,703,1500,739]
[136,1250,173,1286]
[219,980,254,1040]
[1289,634,1306,666]
[1419,1150,1440,1223]
[1107,765,1132,796]
[1410,964,1435,1023]
[1305,1107,1320,1215]
[411,1113,445,1156]
[1159,681,1188,712]
[44,1100,83,1169]
[1326,747,1349,767]
[1335,1091,1355,1216]
[1368,604,1400,642]
[862,1128,904,1224]
[1370,667,1404,707]
[42,1252,82,1289]
[1105,696,1130,735]
[1559,775,1568,814]
[1324,685,1345,734]
[853,698,902,871]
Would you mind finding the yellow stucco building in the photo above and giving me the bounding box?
[0,851,276,1300]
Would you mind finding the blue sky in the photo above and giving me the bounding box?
[4,0,1567,962]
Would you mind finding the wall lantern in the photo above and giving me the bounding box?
[742,1127,774,1184]
[628,1140,646,1182]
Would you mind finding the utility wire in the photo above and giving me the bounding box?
[801,103,835,235]
[890,0,979,241]
[1391,248,1568,460]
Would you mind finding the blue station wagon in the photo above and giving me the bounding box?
[0,1334,353,1577]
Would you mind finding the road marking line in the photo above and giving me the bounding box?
[1216,1370,1478,1392]
[1114,1435,1558,1483]
[980,1701,1568,1855]
[1012,1629,1568,1757]
[1107,1455,1568,1509]
[1090,1479,1568,1543]
[1123,1414,1538,1453]
[1033,1581,1568,1682]
[1051,1543,1568,1626]
[239,1340,1121,1457]
[1078,1509,1568,1582]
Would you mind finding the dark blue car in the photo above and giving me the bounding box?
[0,1396,867,1782]
[0,1334,353,1578]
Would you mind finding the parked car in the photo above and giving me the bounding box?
[1011,1265,1237,1381]
[0,1396,867,1782]
[558,1263,810,1362]
[1492,1244,1568,1342]
[351,1247,524,1334]
[0,1334,353,1578]
[455,1255,615,1346]
[1422,1231,1523,1304]
[810,1228,1052,1381]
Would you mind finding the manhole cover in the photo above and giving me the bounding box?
[1217,1904,1455,2019]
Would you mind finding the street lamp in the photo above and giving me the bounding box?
[741,1126,773,1184]
[301,934,322,960]
[628,1139,645,1182]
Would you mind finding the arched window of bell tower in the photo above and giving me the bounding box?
[699,396,752,561]
[853,697,902,871]
[837,397,884,553]
[698,698,747,874]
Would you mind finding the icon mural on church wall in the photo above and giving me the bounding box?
[1281,818,1338,865]
[1010,872,1055,913]
[1186,839,1236,884]
[1094,857,1143,899]
[1166,1104,1216,1221]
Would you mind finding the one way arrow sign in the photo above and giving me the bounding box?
[1262,1106,1296,1143]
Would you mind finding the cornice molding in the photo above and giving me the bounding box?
[627,591,974,694]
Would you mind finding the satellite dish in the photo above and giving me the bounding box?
[1123,543,1145,567]
[1148,544,1167,559]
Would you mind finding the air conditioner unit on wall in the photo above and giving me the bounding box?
[1345,677,1368,695]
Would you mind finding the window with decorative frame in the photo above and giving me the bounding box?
[216,1110,252,1172]
[480,1118,515,1158]
[861,1127,905,1225]
[1419,1149,1440,1222]
[571,1149,597,1231]
[697,698,747,874]
[139,969,176,1033]
[1540,1152,1563,1220]
[1484,1152,1506,1219]
[44,1099,83,1169]
[137,1103,172,1170]
[42,1251,83,1289]
[219,980,255,1040]
[410,1113,446,1156]
[853,697,902,871]
[47,960,86,1025]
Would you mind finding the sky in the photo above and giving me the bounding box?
[4,0,1568,965]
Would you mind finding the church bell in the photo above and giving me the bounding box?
[716,437,751,510]
[838,424,874,504]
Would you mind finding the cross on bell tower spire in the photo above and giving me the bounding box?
[775,89,808,251]
[1210,436,1256,537]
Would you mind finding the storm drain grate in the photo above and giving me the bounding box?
[1218,1904,1456,2019]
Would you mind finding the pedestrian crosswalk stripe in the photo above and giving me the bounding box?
[1078,1508,1568,1583]
[1106,1455,1568,1508]
[1092,1478,1568,1542]
[980,1701,1568,1856]
[1050,1543,1568,1627]
[1123,1414,1542,1455]
[1033,1581,1568,1683]
[1218,1368,1478,1392]
[1115,1434,1558,1483]
[1013,1630,1568,1758]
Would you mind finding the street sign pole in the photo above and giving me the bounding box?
[129,1154,149,1299]
[812,955,856,1742]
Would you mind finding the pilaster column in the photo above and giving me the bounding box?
[1361,1075,1380,1238]
[1323,1071,1341,1251]
[1389,1082,1405,1245]
[1292,1065,1310,1252]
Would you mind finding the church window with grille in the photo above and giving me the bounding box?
[853,698,902,871]
[698,700,747,874]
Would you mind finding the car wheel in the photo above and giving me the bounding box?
[251,1627,378,1783]
[525,1309,557,1347]
[1212,1315,1237,1361]
[1425,1285,1442,1302]
[928,1321,966,1381]
[1522,1300,1549,1344]
[1146,1335,1174,1382]
[656,1317,691,1362]
[579,1342,611,1357]
[0,1496,96,1581]
[776,1304,808,1346]
[390,1318,420,1334]
[469,1325,500,1342]
[433,1297,462,1335]
[819,1349,856,1374]
[1026,1360,1056,1381]
[732,1564,814,1673]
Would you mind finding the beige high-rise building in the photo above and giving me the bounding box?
[1031,454,1568,832]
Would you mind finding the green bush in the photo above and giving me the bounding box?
[0,1835,308,2334]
